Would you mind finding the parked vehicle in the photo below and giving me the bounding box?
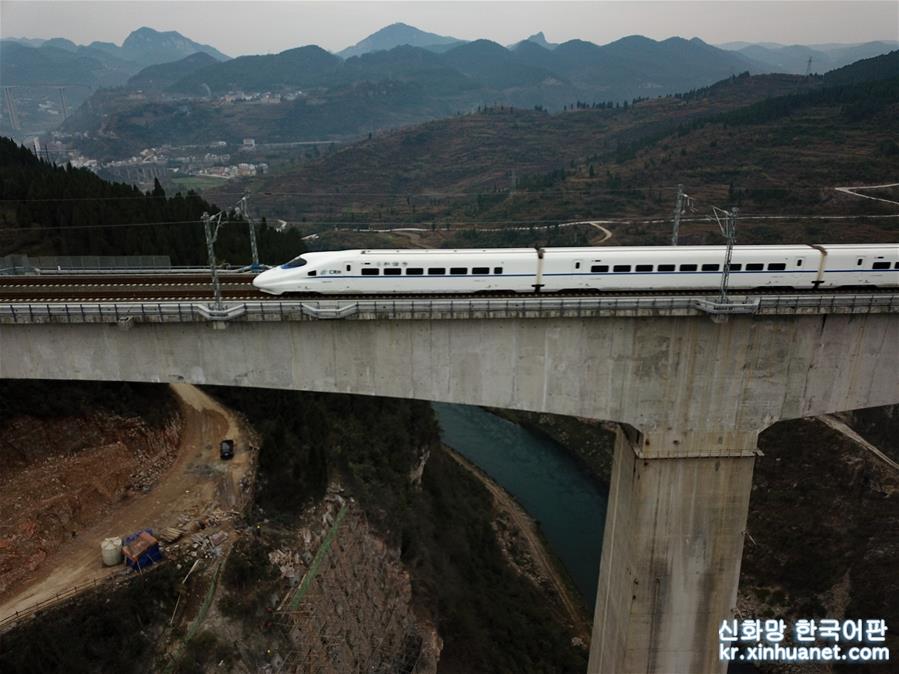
[220,439,235,460]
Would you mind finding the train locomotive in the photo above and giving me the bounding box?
[252,244,899,295]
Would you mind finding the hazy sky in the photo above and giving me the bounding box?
[2,1,897,55]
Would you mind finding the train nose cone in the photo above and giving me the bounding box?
[252,268,278,292]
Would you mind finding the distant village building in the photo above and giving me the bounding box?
[242,138,255,148]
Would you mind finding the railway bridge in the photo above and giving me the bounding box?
[1,277,898,674]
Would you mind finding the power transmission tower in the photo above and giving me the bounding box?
[4,88,21,131]
[713,206,738,303]
[57,87,69,119]
[236,195,261,270]
[670,184,685,246]
[805,56,813,76]
[202,211,225,311]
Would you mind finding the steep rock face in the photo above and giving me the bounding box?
[738,408,899,672]
[267,494,441,673]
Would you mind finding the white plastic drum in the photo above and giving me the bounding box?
[101,536,123,566]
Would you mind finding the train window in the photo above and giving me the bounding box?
[575,262,581,269]
[473,267,489,274]
[746,263,764,271]
[346,264,351,272]
[872,262,891,270]
[406,268,424,275]
[613,264,631,273]
[450,267,468,275]
[308,270,317,277]
[657,264,675,272]
[591,265,609,273]
[679,264,698,272]
[767,263,786,271]
[283,256,308,268]
[493,267,503,274]
[797,259,803,267]
[857,258,863,266]
[384,268,402,276]
[701,263,720,272]
[361,268,379,276]
[635,264,653,272]
[728,263,742,271]
[895,262,899,269]
[428,268,445,275]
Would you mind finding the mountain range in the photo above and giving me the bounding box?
[0,27,230,135]
[0,26,228,85]
[57,34,773,157]
[162,34,764,103]
[0,27,229,89]
[718,40,899,74]
[5,21,898,151]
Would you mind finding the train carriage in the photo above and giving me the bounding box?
[252,244,899,295]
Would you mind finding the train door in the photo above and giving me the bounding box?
[573,258,586,289]
[856,255,870,285]
[342,262,353,291]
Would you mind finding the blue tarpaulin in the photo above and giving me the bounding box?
[122,529,163,571]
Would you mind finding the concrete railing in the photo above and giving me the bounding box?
[0,293,897,325]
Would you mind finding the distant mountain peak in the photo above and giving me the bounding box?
[338,22,462,59]
[120,26,229,64]
[526,32,557,49]
[510,31,558,51]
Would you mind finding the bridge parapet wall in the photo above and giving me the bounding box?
[1,313,896,434]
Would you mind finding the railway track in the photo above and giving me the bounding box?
[0,273,261,302]
[0,274,895,303]
[0,282,897,304]
[0,273,254,287]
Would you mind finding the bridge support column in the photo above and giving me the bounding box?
[587,425,757,674]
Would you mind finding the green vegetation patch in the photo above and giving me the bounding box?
[0,564,180,673]
[288,504,349,610]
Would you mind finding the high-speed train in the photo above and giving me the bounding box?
[251,244,899,295]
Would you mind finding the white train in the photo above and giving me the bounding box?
[252,244,899,295]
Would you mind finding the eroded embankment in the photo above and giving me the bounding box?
[0,382,181,604]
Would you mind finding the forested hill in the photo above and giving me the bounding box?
[0,137,304,265]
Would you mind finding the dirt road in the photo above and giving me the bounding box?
[0,384,253,622]
[444,446,592,643]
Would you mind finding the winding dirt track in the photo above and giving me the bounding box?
[0,384,252,623]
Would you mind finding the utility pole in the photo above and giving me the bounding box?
[670,184,685,246]
[237,196,261,270]
[715,206,738,304]
[202,211,224,311]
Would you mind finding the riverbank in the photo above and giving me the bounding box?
[443,445,592,645]
[486,407,617,485]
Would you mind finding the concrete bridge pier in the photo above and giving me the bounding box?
[588,425,758,674]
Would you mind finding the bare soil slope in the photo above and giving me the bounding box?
[0,384,254,622]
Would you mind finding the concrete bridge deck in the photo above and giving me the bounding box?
[1,294,897,674]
